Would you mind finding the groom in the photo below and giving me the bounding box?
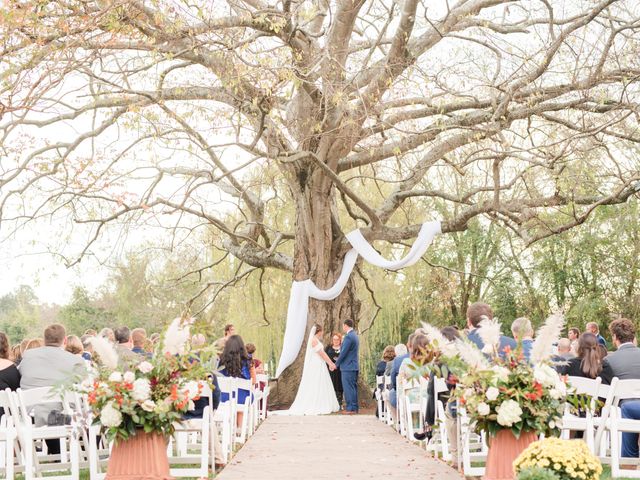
[335,319,359,414]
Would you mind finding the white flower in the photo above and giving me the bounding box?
[123,371,135,383]
[533,364,559,388]
[183,381,202,400]
[132,378,151,402]
[491,366,510,383]
[486,386,500,402]
[550,379,567,399]
[463,388,475,400]
[108,372,123,383]
[78,376,95,393]
[100,402,122,428]
[496,400,523,427]
[137,361,153,374]
[140,400,156,412]
[549,420,556,429]
[477,402,491,416]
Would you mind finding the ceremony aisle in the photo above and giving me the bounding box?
[217,415,463,480]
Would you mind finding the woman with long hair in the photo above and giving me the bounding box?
[218,335,255,426]
[558,332,602,378]
[0,332,21,418]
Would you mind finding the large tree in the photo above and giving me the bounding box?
[1,0,640,402]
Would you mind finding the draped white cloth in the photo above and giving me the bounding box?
[275,220,441,378]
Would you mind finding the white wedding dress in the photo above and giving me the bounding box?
[274,327,340,415]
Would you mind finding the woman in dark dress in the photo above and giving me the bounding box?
[0,332,20,418]
[325,333,343,408]
[558,332,602,379]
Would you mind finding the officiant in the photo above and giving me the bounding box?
[325,333,344,408]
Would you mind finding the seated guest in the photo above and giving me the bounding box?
[586,322,607,348]
[246,343,265,374]
[99,327,115,343]
[0,332,20,391]
[390,344,407,375]
[80,335,94,361]
[555,338,575,360]
[466,302,516,357]
[379,345,395,379]
[557,333,601,379]
[11,344,23,365]
[19,324,85,454]
[25,338,44,350]
[420,326,461,461]
[218,335,255,427]
[511,317,534,361]
[83,329,97,337]
[387,333,416,423]
[131,328,151,357]
[598,344,608,361]
[600,318,640,459]
[65,335,84,356]
[114,326,140,368]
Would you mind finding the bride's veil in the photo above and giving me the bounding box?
[302,325,317,370]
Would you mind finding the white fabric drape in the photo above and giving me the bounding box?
[275,220,441,378]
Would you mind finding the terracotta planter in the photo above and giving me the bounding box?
[484,429,538,480]
[106,430,173,480]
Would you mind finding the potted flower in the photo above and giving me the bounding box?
[514,438,602,480]
[424,314,570,480]
[75,317,211,480]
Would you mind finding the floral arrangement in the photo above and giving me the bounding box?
[424,314,570,438]
[75,318,211,442]
[514,438,602,480]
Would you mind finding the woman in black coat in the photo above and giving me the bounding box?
[325,333,343,408]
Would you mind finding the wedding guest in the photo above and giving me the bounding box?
[19,324,85,454]
[25,338,44,350]
[419,326,461,462]
[556,338,575,360]
[11,344,22,365]
[597,344,608,361]
[599,318,640,458]
[114,326,140,368]
[131,328,149,356]
[466,302,516,357]
[20,338,29,354]
[586,322,607,348]
[387,333,416,422]
[246,343,265,374]
[511,317,534,361]
[215,324,236,355]
[325,333,343,407]
[557,333,602,379]
[379,345,396,377]
[149,332,160,345]
[83,329,97,337]
[568,327,580,353]
[65,335,84,356]
[99,327,115,343]
[219,335,255,427]
[80,335,94,361]
[0,332,20,391]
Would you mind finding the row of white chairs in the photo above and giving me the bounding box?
[0,373,270,479]
[457,376,640,479]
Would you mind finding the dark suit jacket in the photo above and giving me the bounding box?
[335,330,359,371]
[600,343,640,385]
[467,329,517,358]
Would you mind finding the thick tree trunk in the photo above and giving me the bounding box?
[270,165,372,409]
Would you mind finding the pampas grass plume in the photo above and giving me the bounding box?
[88,336,118,370]
[531,313,566,364]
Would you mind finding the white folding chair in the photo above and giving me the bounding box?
[594,378,619,463]
[604,378,640,478]
[255,374,270,422]
[168,407,210,478]
[0,389,17,480]
[560,376,601,452]
[425,377,452,461]
[234,378,253,445]
[402,378,423,441]
[459,407,488,477]
[9,387,80,480]
[87,423,110,480]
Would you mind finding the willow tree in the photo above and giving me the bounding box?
[1,0,640,402]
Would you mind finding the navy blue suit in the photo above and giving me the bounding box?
[467,328,516,359]
[336,329,359,412]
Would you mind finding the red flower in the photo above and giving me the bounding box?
[170,384,179,401]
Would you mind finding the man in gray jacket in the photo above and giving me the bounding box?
[19,324,86,453]
[600,318,640,459]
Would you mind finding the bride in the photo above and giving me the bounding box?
[278,323,340,415]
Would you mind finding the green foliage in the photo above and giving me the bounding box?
[516,467,561,480]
